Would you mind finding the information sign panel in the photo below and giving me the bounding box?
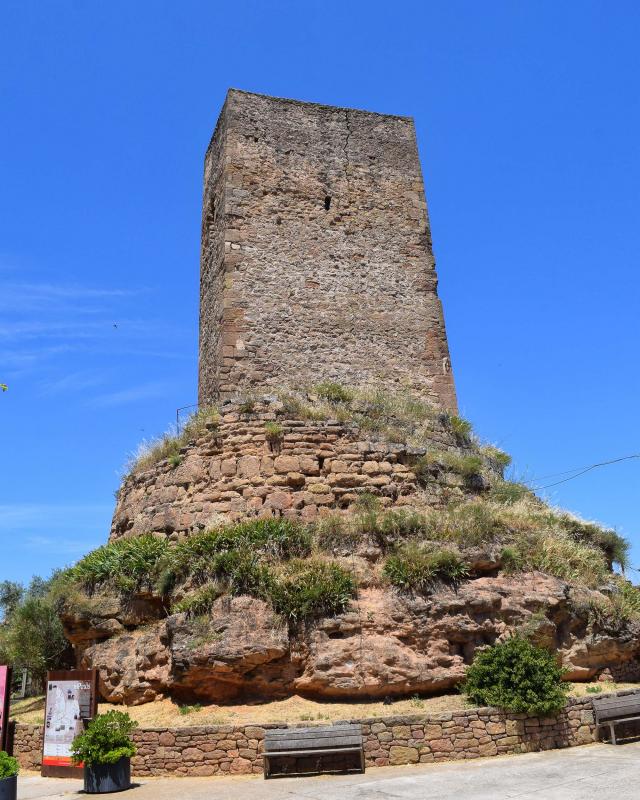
[41,670,98,778]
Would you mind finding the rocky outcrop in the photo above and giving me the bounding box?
[66,572,640,705]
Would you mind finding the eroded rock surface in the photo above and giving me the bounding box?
[71,571,640,705]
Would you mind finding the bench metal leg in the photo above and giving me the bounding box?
[609,722,617,745]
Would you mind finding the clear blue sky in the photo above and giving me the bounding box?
[1,1,638,586]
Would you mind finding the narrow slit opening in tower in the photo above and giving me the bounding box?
[324,196,332,211]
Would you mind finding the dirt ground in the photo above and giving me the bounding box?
[10,681,636,728]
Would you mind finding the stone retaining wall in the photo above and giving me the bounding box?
[111,396,490,540]
[13,691,640,777]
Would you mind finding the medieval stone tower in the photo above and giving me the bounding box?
[198,89,457,412]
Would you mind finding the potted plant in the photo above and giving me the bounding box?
[0,751,18,800]
[71,711,138,794]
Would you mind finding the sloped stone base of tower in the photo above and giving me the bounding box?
[58,393,640,707]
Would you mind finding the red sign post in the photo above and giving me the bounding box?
[0,666,11,752]
[41,670,98,778]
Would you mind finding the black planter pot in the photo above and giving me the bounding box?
[84,757,131,794]
[0,775,17,800]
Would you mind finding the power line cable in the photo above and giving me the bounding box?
[530,453,640,491]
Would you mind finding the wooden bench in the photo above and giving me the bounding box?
[592,692,640,744]
[263,723,365,778]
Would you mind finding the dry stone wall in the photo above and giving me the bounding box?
[198,89,457,412]
[13,691,640,777]
[112,396,482,541]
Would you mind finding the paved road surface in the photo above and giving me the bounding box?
[16,742,640,800]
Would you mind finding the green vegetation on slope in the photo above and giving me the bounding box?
[463,636,569,715]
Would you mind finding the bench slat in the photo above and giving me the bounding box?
[265,747,362,757]
[266,737,362,751]
[265,732,362,742]
[265,725,358,737]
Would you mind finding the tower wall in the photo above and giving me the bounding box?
[198,90,457,411]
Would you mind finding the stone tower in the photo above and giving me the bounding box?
[198,89,457,412]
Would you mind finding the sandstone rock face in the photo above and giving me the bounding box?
[111,397,486,540]
[72,572,640,706]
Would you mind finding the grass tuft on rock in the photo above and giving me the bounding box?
[268,560,356,622]
[384,545,469,594]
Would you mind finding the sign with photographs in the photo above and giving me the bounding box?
[0,666,11,752]
[41,670,98,778]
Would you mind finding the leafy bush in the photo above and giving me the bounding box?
[268,560,356,622]
[70,534,169,593]
[384,546,469,594]
[71,711,138,766]
[0,751,18,778]
[463,636,569,714]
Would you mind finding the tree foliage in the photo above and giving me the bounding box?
[0,575,72,686]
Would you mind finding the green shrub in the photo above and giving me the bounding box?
[0,751,18,778]
[384,546,469,594]
[209,550,273,597]
[70,534,169,593]
[314,381,354,404]
[463,637,569,715]
[586,685,602,693]
[268,560,356,622]
[71,711,138,766]
[168,453,182,468]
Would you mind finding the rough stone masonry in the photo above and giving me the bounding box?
[198,89,457,412]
